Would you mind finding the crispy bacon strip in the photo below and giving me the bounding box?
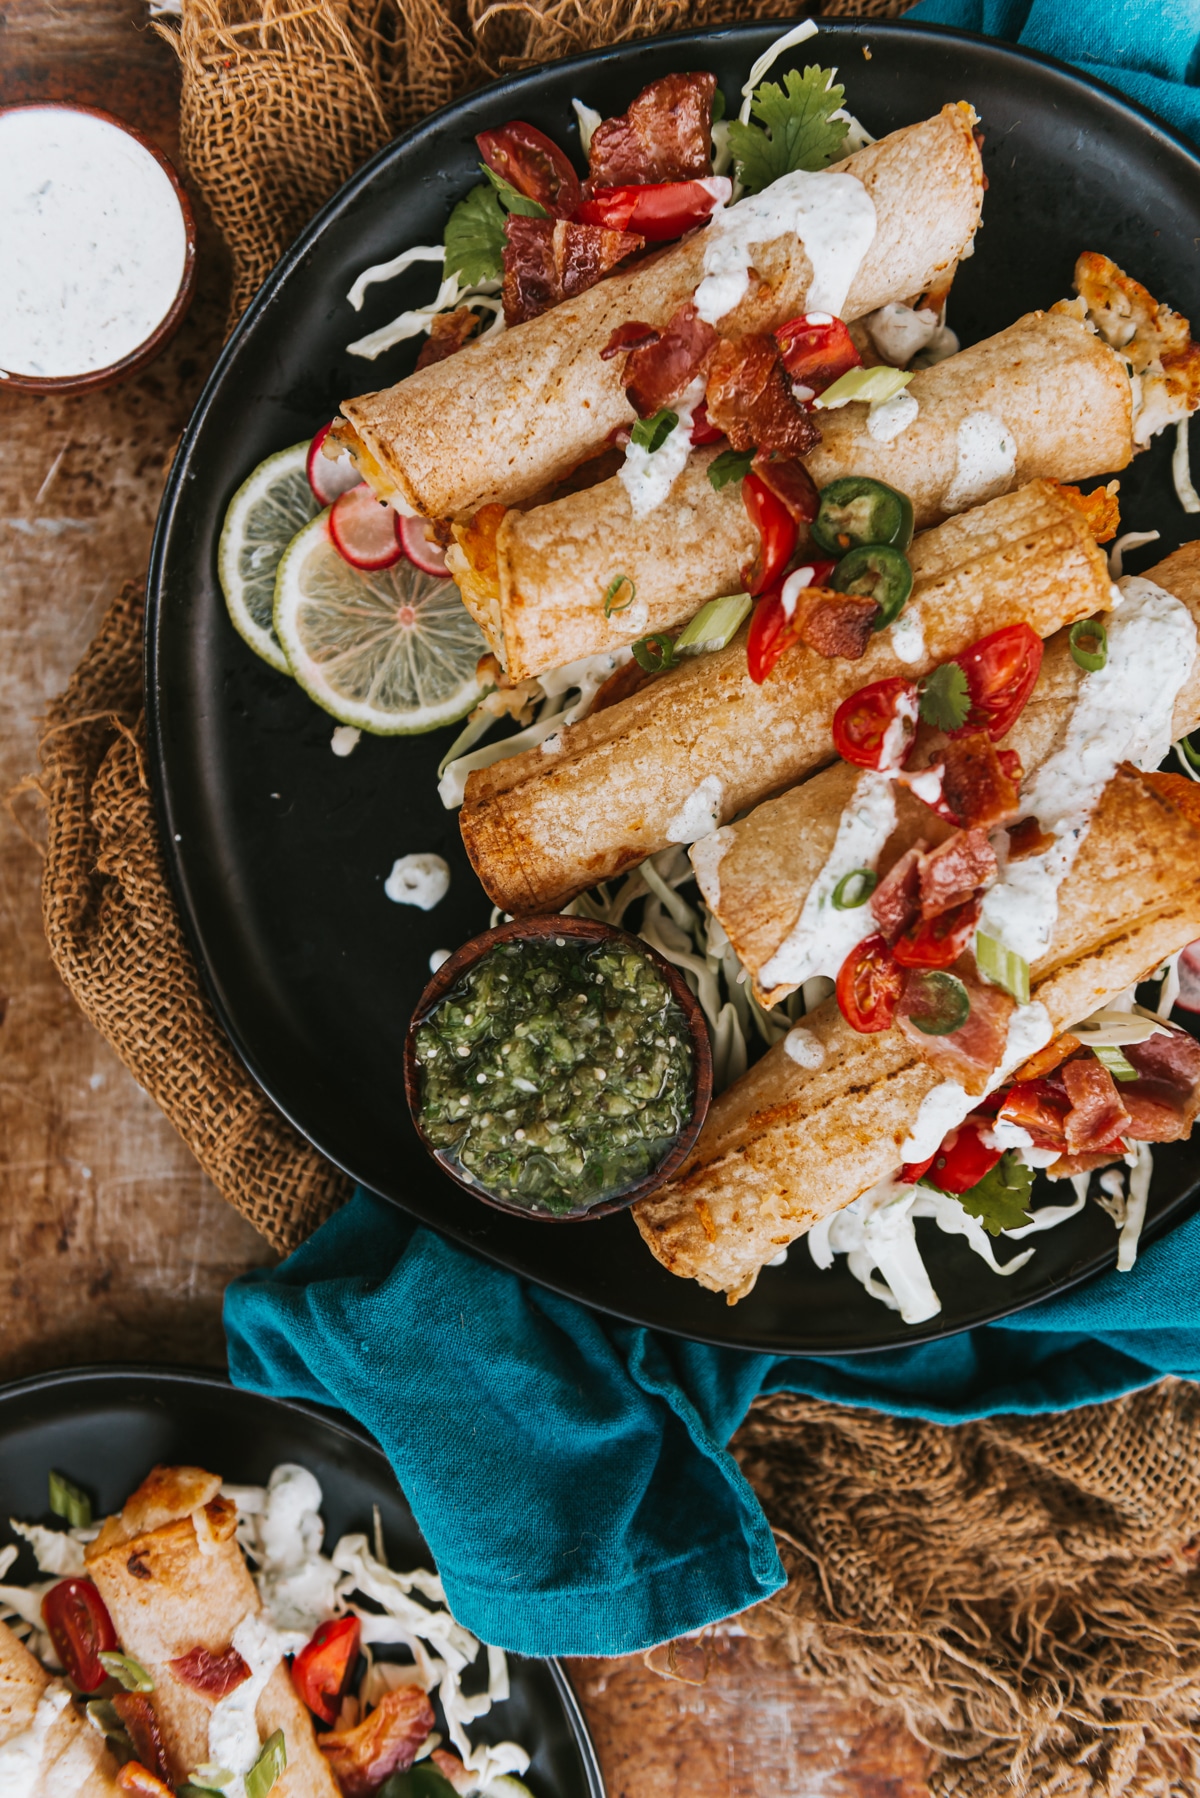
[1061,1056,1131,1154]
[791,589,877,661]
[1006,815,1056,861]
[168,1644,250,1698]
[319,1685,436,1797]
[617,301,718,416]
[415,307,481,371]
[870,843,927,944]
[751,452,820,522]
[587,72,717,189]
[938,731,1022,830]
[918,827,997,920]
[502,218,644,326]
[1121,1029,1200,1142]
[999,1075,1072,1149]
[704,335,820,456]
[897,974,1014,1092]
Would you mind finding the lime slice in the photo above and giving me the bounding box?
[218,442,318,673]
[273,511,489,733]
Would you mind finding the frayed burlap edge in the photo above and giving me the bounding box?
[35,583,353,1252]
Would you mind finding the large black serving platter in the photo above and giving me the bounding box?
[0,1366,604,1798]
[147,18,1200,1353]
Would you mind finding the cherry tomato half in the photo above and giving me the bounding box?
[951,623,1043,741]
[576,177,729,241]
[836,933,905,1034]
[476,122,581,217]
[917,1122,1002,1195]
[689,401,724,446]
[745,564,837,683]
[291,1614,362,1725]
[832,676,918,770]
[892,896,982,970]
[41,1578,119,1693]
[774,315,862,395]
[741,472,798,597]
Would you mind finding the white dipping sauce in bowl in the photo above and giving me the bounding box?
[0,105,193,386]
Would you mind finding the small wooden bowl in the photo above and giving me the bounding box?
[0,104,196,395]
[403,914,713,1222]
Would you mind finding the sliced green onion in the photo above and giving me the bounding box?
[602,574,636,618]
[1093,1043,1139,1081]
[1177,732,1200,771]
[245,1731,287,1798]
[85,1700,127,1741]
[831,868,877,910]
[975,932,1030,1005]
[631,632,679,672]
[98,1651,154,1692]
[905,970,971,1036]
[1070,617,1108,672]
[186,1771,236,1794]
[630,408,678,453]
[813,366,914,410]
[707,448,755,491]
[48,1469,92,1529]
[674,592,752,653]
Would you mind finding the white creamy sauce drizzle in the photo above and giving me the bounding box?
[619,376,705,521]
[666,775,724,844]
[758,771,896,989]
[693,169,877,326]
[385,853,450,909]
[867,390,919,442]
[889,609,926,664]
[0,108,188,378]
[941,411,1017,513]
[250,1463,339,1633]
[864,302,940,365]
[976,580,1197,966]
[0,1683,70,1798]
[689,825,735,909]
[209,1613,308,1798]
[783,1024,826,1069]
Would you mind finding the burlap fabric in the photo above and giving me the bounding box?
[28,2,1200,1789]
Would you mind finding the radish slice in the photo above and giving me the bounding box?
[307,421,362,505]
[329,485,404,570]
[398,515,449,576]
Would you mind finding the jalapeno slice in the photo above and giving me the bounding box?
[901,970,971,1036]
[811,476,915,556]
[829,543,913,627]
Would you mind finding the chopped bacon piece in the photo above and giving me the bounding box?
[600,319,661,360]
[587,72,716,190]
[117,1767,175,1798]
[319,1685,436,1797]
[1010,1032,1082,1083]
[897,974,1014,1092]
[1007,815,1055,860]
[1052,479,1121,543]
[870,842,928,944]
[917,827,997,919]
[1061,1056,1132,1154]
[935,730,1022,829]
[1121,1028,1200,1141]
[592,657,657,710]
[168,1644,250,1698]
[618,301,718,416]
[1047,1144,1129,1180]
[414,307,480,370]
[112,1695,170,1784]
[502,217,643,325]
[751,452,820,522]
[704,335,820,457]
[998,1075,1071,1149]
[790,588,877,661]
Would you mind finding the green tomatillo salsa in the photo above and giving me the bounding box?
[413,935,695,1215]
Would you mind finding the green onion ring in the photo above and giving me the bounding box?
[1070,617,1108,672]
[831,868,877,910]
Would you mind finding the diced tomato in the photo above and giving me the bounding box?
[116,1765,174,1798]
[898,1151,938,1185]
[836,933,905,1034]
[689,401,724,445]
[774,315,862,395]
[998,1076,1071,1149]
[892,896,981,970]
[832,676,918,770]
[950,624,1043,741]
[741,472,798,596]
[41,1578,118,1693]
[918,1122,1002,1194]
[745,564,837,683]
[576,176,730,241]
[292,1615,362,1726]
[476,122,581,216]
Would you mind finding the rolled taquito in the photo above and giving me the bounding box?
[702,544,1200,1005]
[337,106,984,519]
[634,765,1200,1300]
[85,1465,338,1797]
[460,480,1115,913]
[482,307,1132,679]
[0,1617,120,1796]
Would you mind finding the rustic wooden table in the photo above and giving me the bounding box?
[0,6,930,1790]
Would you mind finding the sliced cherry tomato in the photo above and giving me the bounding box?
[576,177,730,241]
[774,315,862,395]
[476,122,581,217]
[42,1577,118,1692]
[689,401,724,446]
[892,896,982,970]
[832,676,918,770]
[836,933,905,1034]
[918,1122,1002,1194]
[741,472,798,596]
[292,1614,362,1725]
[745,563,837,683]
[951,623,1043,741]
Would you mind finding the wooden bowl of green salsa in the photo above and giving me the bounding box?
[404,915,712,1220]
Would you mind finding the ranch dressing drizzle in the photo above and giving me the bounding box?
[758,772,896,990]
[208,1613,307,1798]
[0,1683,70,1798]
[976,579,1197,968]
[692,170,877,327]
[900,1001,1054,1165]
[941,411,1016,513]
[619,376,705,521]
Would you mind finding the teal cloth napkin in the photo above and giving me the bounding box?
[226,7,1200,1658]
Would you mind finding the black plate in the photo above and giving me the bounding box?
[147,20,1200,1354]
[0,1365,604,1798]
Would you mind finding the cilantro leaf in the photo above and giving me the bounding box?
[480,164,549,219]
[443,183,506,286]
[942,1153,1035,1237]
[918,661,970,733]
[726,65,850,196]
[707,447,755,491]
[631,408,678,454]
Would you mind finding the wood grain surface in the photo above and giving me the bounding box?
[0,5,929,1790]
